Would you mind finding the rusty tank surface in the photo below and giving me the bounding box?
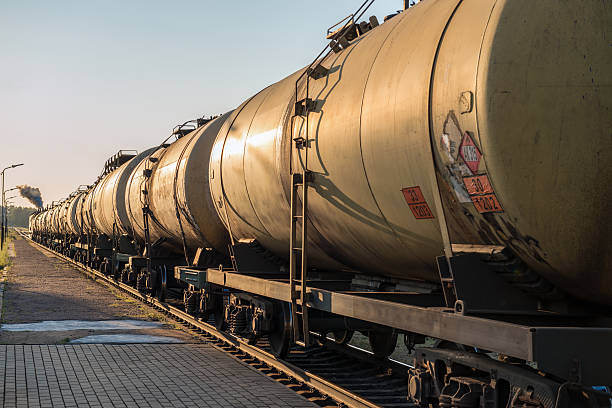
[209,0,612,304]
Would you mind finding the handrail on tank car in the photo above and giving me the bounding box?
[295,0,375,102]
[100,150,139,177]
[116,149,138,158]
[327,14,355,38]
[326,0,374,37]
[172,119,199,138]
[171,115,216,139]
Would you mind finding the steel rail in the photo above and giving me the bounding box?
[21,232,390,408]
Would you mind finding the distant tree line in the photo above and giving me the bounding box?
[5,206,36,228]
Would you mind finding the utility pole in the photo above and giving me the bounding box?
[1,163,24,248]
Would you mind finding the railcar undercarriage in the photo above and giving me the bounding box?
[31,228,612,408]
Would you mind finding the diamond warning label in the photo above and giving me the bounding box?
[459,132,481,174]
[401,186,435,220]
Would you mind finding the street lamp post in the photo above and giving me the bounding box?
[3,189,18,240]
[1,163,24,248]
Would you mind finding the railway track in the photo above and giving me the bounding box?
[20,231,414,408]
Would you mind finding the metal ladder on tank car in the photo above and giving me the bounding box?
[141,160,155,280]
[289,0,377,347]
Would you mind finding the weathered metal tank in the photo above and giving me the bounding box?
[209,0,612,304]
[38,210,48,233]
[49,203,63,235]
[59,200,70,234]
[90,150,154,238]
[28,212,40,233]
[44,207,53,233]
[35,212,43,233]
[28,213,37,233]
[42,209,50,232]
[124,115,231,253]
[66,192,86,236]
[81,188,96,234]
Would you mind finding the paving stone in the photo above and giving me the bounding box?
[0,344,316,407]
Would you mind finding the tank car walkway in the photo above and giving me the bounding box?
[0,236,316,408]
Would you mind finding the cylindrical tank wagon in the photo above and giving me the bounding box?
[66,191,85,236]
[124,115,230,254]
[29,1,612,405]
[91,150,153,238]
[209,0,612,305]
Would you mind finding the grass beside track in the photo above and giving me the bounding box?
[0,233,12,270]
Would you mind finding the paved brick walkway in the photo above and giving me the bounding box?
[0,344,316,408]
[0,237,316,408]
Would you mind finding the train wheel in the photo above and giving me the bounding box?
[269,302,291,358]
[199,291,212,322]
[112,266,122,281]
[154,266,167,302]
[137,271,148,293]
[332,330,354,345]
[100,260,111,276]
[368,329,398,358]
[120,268,129,283]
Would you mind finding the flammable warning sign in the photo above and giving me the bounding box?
[459,132,481,174]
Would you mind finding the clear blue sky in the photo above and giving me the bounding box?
[0,0,405,207]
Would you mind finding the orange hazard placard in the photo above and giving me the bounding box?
[471,194,503,213]
[402,186,426,204]
[401,186,435,219]
[463,175,494,196]
[409,203,435,219]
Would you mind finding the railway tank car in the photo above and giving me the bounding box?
[30,0,612,406]
[123,114,230,254]
[209,0,612,304]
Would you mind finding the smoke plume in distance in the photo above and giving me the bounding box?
[17,185,43,208]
